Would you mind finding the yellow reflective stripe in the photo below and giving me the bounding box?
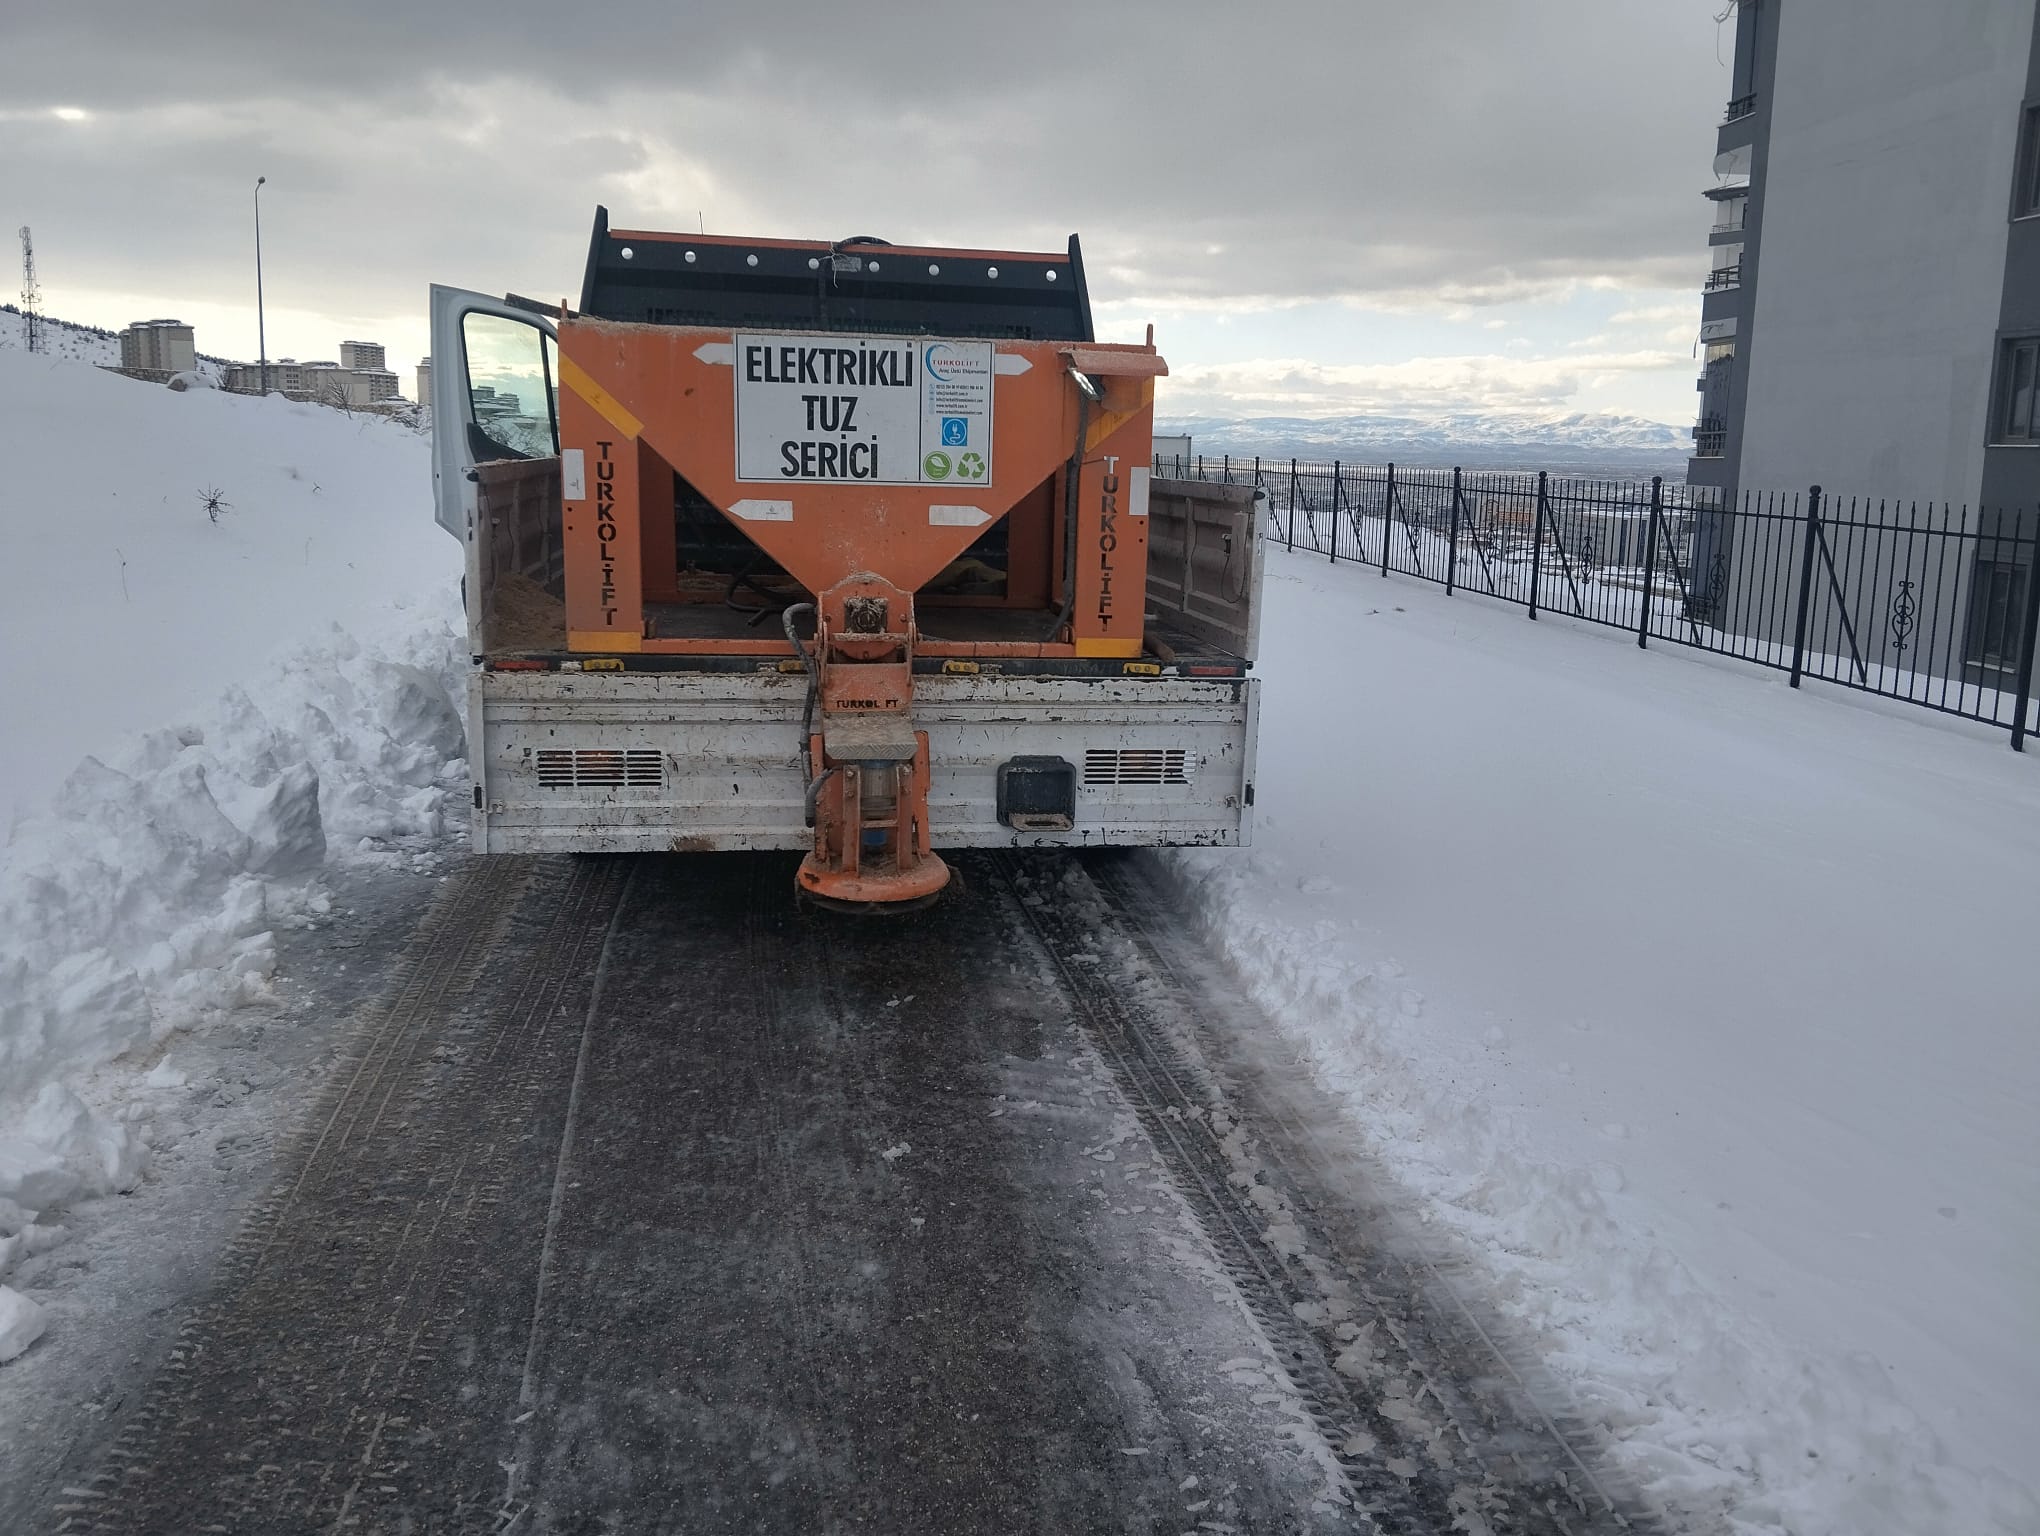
[568,629,644,653]
[557,354,645,440]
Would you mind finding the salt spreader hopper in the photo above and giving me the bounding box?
[430,208,1264,908]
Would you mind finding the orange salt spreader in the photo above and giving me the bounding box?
[553,212,1167,909]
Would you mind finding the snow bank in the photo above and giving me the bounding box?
[0,348,464,1345]
[0,344,452,829]
[1171,549,2040,1534]
[0,610,467,1328]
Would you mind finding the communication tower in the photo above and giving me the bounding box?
[18,226,44,354]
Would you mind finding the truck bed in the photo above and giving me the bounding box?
[465,452,1263,854]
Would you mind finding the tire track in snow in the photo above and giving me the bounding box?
[996,849,1656,1536]
[55,855,631,1535]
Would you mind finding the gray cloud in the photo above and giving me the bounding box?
[4,2,1732,359]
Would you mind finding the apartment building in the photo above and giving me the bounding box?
[1686,0,2040,678]
[1690,0,2040,510]
[224,344,400,404]
[119,318,195,376]
[223,358,309,395]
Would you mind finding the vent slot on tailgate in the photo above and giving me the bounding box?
[1083,748,1190,787]
[534,748,665,789]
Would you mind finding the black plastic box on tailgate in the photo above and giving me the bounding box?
[996,755,1078,832]
[576,206,1094,342]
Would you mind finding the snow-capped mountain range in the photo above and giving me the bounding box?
[1157,411,1692,480]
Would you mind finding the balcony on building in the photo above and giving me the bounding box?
[1706,182,1749,244]
[1717,97,1759,159]
[1692,415,1728,460]
[1703,243,1745,293]
[1697,341,1735,412]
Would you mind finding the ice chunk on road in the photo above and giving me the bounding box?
[0,1285,47,1364]
[0,1083,144,1213]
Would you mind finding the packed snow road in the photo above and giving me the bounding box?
[50,851,1655,1535]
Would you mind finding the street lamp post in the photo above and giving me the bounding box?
[254,175,268,395]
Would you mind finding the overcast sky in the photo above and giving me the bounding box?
[3,2,1739,423]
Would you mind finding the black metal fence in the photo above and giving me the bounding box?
[1154,455,2040,752]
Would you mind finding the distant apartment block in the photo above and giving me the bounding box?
[223,358,301,395]
[416,356,433,406]
[119,318,195,377]
[224,341,400,405]
[338,340,386,371]
[1687,0,2040,682]
[302,362,370,407]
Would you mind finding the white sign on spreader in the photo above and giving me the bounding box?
[733,334,994,486]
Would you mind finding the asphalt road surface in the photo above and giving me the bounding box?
[50,851,1659,1535]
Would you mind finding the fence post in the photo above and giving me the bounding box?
[2010,511,2040,751]
[1286,471,1297,551]
[1639,476,1662,649]
[1321,465,1338,567]
[1446,466,1463,596]
[1380,463,1396,577]
[1789,484,1823,687]
[1529,471,1547,620]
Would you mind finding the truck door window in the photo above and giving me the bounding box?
[462,312,559,462]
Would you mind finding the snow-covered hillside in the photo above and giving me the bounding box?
[1157,409,1691,477]
[1173,552,2040,1534]
[0,350,455,828]
[0,347,463,1358]
[0,307,120,367]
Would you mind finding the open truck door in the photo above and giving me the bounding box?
[429,286,562,649]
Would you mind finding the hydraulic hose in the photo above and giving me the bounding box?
[782,601,819,761]
[803,766,840,828]
[1043,391,1091,641]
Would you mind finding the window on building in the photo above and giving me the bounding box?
[1967,558,2031,672]
[2017,104,2040,218]
[1993,336,2040,443]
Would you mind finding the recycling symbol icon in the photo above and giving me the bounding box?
[954,451,986,481]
